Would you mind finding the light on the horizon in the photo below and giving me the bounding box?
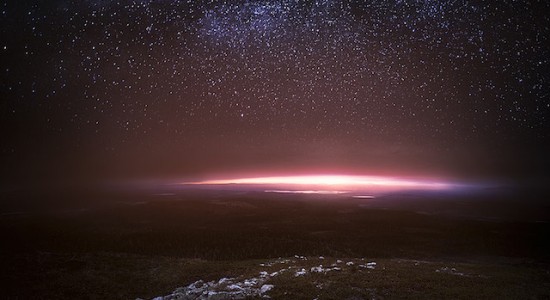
[264,190,349,194]
[185,174,452,190]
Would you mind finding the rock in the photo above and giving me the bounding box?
[260,284,274,294]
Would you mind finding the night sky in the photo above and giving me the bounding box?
[1,0,549,184]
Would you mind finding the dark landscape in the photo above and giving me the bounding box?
[1,186,549,299]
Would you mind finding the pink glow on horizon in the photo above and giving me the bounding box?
[264,190,350,194]
[185,174,452,190]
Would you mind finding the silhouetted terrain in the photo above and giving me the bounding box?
[0,187,549,299]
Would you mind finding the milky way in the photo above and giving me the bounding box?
[1,0,549,181]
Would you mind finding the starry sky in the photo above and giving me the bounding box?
[1,0,549,184]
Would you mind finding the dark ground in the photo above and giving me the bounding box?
[0,186,549,299]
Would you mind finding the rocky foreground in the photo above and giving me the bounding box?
[145,256,377,300]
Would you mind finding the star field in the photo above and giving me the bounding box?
[1,0,549,180]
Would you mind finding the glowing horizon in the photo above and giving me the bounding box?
[184,174,453,190]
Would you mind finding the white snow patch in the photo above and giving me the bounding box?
[295,268,307,277]
[359,262,377,269]
[311,265,341,273]
[218,277,231,284]
[227,284,243,291]
[260,284,274,294]
[151,273,277,300]
[148,257,381,299]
